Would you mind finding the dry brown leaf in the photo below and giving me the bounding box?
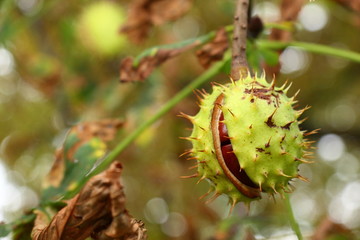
[270,0,304,42]
[69,119,124,144]
[196,28,229,69]
[46,149,66,187]
[312,217,355,240]
[32,162,147,240]
[149,0,193,25]
[62,118,124,162]
[265,0,304,76]
[119,42,199,83]
[332,0,360,13]
[121,0,193,43]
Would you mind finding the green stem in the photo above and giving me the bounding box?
[63,52,230,199]
[258,40,360,63]
[284,193,303,240]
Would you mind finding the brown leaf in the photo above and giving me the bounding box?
[32,162,147,240]
[196,28,229,69]
[119,42,199,83]
[121,0,193,43]
[265,0,305,76]
[45,149,65,187]
[271,0,304,42]
[149,0,193,25]
[69,119,124,144]
[46,119,124,187]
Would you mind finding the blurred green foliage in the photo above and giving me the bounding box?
[1,0,360,239]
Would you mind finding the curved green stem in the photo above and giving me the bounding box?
[284,193,303,240]
[63,52,230,199]
[258,40,360,63]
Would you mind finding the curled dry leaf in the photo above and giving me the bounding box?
[46,119,124,188]
[265,0,304,75]
[66,119,125,157]
[119,42,199,83]
[196,28,229,69]
[121,0,193,43]
[32,162,147,240]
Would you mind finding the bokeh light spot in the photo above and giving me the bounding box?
[335,153,359,181]
[280,47,308,74]
[16,0,42,15]
[172,16,200,40]
[291,191,317,223]
[317,134,345,162]
[298,4,328,32]
[144,197,169,224]
[329,181,360,228]
[252,2,280,22]
[329,104,356,131]
[0,48,15,76]
[0,161,39,223]
[161,212,187,237]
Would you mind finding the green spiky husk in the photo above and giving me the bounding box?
[187,74,308,204]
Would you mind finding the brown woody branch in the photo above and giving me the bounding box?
[231,0,250,80]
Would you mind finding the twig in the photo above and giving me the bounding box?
[231,0,250,80]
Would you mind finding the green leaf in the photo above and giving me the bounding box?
[42,132,108,201]
[63,133,80,155]
[1,213,36,240]
[220,55,231,74]
[0,222,11,237]
[264,21,296,32]
[246,41,262,72]
[259,48,279,66]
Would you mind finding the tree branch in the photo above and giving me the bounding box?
[231,0,250,80]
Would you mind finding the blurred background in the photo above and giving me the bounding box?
[0,0,360,239]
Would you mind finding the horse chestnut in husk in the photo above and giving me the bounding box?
[181,74,316,206]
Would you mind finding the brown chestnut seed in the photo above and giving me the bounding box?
[221,144,258,188]
[211,94,261,199]
[219,114,230,144]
